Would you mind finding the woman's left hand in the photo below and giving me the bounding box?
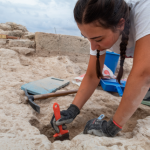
[83,118,122,137]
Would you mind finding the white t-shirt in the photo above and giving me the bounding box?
[90,0,150,58]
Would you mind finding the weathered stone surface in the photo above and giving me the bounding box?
[0,30,25,37]
[11,47,35,55]
[0,23,11,31]
[6,22,28,32]
[35,32,90,63]
[23,32,35,39]
[59,34,90,54]
[0,39,7,45]
[35,32,90,55]
[9,39,35,48]
[35,32,60,56]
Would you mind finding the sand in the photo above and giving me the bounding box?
[1,46,150,150]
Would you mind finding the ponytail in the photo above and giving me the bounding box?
[117,18,130,83]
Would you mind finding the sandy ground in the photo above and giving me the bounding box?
[1,48,150,150]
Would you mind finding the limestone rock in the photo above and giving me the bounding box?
[35,32,90,55]
[6,22,28,32]
[0,30,25,38]
[35,32,90,63]
[59,34,90,55]
[23,32,35,39]
[11,47,35,55]
[0,113,51,150]
[0,48,18,58]
[9,39,35,48]
[0,23,11,31]
[35,32,60,56]
[0,39,7,46]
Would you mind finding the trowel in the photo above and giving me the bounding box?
[53,102,70,141]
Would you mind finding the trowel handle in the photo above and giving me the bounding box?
[53,103,61,121]
[53,103,69,137]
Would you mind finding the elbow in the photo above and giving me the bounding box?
[131,65,150,86]
[85,72,100,83]
[145,75,150,86]
[85,72,98,80]
[139,69,150,86]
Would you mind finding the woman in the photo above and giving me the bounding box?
[51,0,150,137]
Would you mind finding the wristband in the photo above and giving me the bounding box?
[113,120,122,129]
[106,119,122,137]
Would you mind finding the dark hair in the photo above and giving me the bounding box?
[74,0,130,83]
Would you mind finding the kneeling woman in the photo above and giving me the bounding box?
[51,0,150,137]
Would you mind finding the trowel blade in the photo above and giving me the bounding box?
[28,98,40,113]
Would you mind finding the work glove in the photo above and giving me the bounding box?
[50,104,80,133]
[83,118,122,137]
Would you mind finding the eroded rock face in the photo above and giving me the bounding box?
[11,47,35,55]
[5,22,28,32]
[0,22,28,32]
[0,23,11,31]
[0,22,35,52]
[0,30,25,38]
[0,39,7,47]
[8,39,35,48]
[35,32,90,63]
[23,32,35,40]
[35,32,90,55]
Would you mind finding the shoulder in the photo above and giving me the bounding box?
[125,0,149,16]
[125,0,143,8]
[128,0,150,41]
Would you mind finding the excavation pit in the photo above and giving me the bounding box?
[29,105,150,143]
[1,29,150,149]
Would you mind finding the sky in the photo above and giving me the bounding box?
[0,0,81,36]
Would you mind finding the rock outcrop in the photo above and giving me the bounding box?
[0,22,35,54]
[35,32,90,63]
[5,22,28,32]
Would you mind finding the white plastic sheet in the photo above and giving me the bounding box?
[72,64,116,86]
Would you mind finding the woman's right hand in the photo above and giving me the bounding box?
[50,104,80,133]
